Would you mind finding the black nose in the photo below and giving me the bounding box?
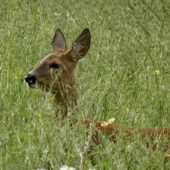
[25,74,36,84]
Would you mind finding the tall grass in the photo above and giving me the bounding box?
[1,0,170,169]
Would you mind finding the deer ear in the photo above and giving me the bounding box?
[51,29,67,52]
[69,28,91,61]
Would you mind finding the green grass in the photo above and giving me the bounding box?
[1,0,170,169]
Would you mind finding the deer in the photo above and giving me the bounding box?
[25,28,170,155]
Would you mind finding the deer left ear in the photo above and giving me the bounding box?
[69,28,91,61]
[51,29,67,52]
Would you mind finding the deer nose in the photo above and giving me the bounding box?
[25,74,36,84]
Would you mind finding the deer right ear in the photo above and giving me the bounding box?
[69,28,91,61]
[51,29,67,52]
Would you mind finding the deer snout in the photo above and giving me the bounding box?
[25,74,37,88]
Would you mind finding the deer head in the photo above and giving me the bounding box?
[25,28,91,118]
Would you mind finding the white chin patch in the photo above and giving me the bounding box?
[29,83,37,89]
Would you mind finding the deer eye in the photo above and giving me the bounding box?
[50,63,60,69]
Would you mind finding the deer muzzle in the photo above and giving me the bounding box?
[25,74,37,88]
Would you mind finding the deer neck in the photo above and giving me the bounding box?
[53,83,78,118]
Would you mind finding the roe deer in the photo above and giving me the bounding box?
[25,28,170,153]
[25,28,91,118]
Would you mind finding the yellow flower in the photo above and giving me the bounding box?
[101,122,109,127]
[108,118,115,123]
[154,70,160,75]
[101,118,115,127]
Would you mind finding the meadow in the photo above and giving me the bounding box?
[1,0,170,169]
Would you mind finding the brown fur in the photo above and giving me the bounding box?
[85,120,170,152]
[25,28,170,153]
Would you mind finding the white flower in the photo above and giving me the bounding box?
[59,165,96,170]
[60,165,76,170]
